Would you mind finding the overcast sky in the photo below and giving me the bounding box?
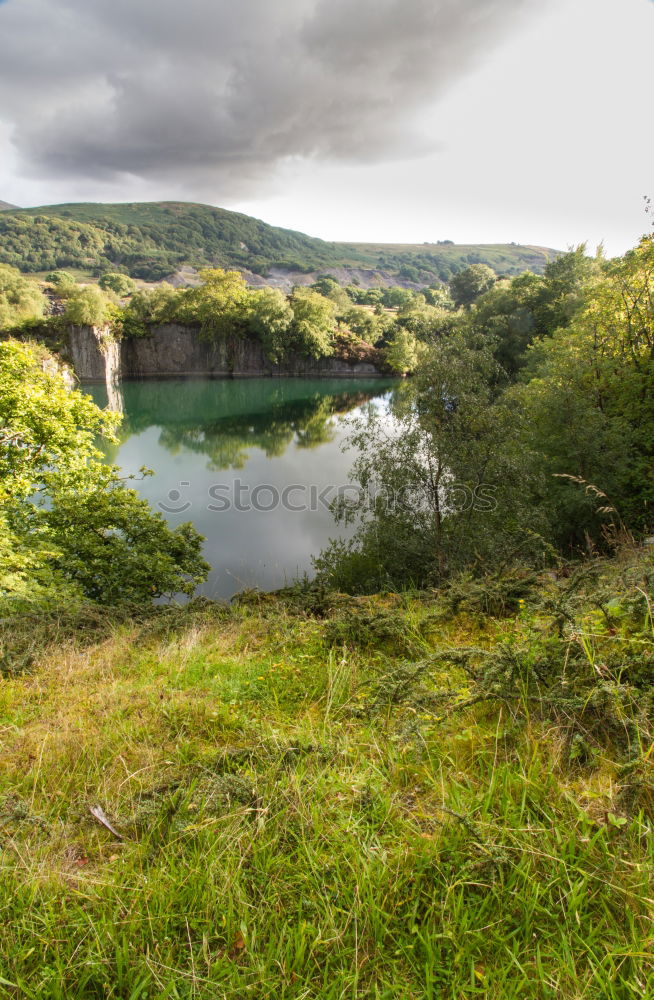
[0,0,651,255]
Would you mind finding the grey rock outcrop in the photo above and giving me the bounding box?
[68,324,382,382]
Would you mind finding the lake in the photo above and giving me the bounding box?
[86,377,398,599]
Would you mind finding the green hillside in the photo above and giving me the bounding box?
[0,200,558,283]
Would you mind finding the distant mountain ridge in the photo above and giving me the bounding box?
[0,199,560,286]
[0,200,18,211]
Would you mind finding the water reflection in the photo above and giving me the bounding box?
[85,377,397,598]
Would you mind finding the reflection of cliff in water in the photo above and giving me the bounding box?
[87,376,398,470]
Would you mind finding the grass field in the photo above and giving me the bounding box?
[1,551,653,998]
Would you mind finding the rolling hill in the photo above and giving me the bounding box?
[0,200,559,285]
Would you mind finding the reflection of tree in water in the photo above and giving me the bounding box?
[157,390,377,470]
[295,398,337,449]
[86,377,398,471]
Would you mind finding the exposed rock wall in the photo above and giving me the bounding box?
[69,324,383,382]
[69,325,110,382]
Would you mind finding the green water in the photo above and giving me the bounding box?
[86,377,398,599]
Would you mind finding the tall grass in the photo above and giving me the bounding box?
[1,552,653,998]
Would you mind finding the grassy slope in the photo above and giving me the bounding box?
[1,201,558,281]
[1,552,653,998]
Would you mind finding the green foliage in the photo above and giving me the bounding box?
[321,236,654,592]
[512,236,654,547]
[380,286,415,309]
[310,275,351,312]
[120,283,179,337]
[63,284,116,327]
[472,247,603,373]
[42,466,208,604]
[342,305,390,344]
[0,339,113,503]
[538,243,602,331]
[347,285,384,306]
[289,288,336,358]
[98,271,136,296]
[247,287,294,362]
[118,276,345,362]
[44,269,77,293]
[317,332,545,592]
[471,272,546,373]
[0,510,69,616]
[0,341,208,611]
[396,298,461,341]
[0,213,110,274]
[423,284,455,309]
[449,263,497,308]
[381,327,419,374]
[0,264,46,330]
[175,268,250,339]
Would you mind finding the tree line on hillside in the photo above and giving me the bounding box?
[0,209,337,280]
[0,202,552,282]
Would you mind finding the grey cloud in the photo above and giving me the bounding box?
[0,0,542,197]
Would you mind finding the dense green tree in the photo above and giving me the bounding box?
[176,268,250,339]
[45,270,77,295]
[396,299,462,341]
[118,277,336,361]
[342,305,389,344]
[319,235,654,591]
[289,288,336,358]
[316,332,539,591]
[423,285,455,309]
[308,277,350,313]
[64,285,116,327]
[381,328,419,374]
[471,248,603,374]
[537,244,602,332]
[0,264,46,330]
[121,284,179,337]
[247,287,294,362]
[449,264,497,308]
[352,287,385,307]
[98,272,136,297]
[381,287,415,309]
[311,275,340,296]
[513,236,654,546]
[41,471,208,604]
[0,341,208,609]
[0,340,113,504]
[472,272,546,373]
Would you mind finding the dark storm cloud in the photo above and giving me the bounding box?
[0,0,541,196]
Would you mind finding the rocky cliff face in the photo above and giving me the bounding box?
[69,325,121,385]
[68,324,383,382]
